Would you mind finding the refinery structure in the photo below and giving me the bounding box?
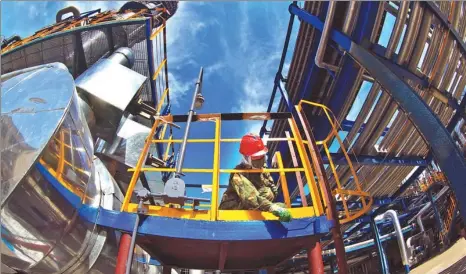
[2,1,466,274]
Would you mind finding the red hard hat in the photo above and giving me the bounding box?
[239,133,268,158]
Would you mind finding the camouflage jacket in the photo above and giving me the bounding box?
[218,163,278,211]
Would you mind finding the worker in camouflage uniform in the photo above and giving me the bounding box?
[219,133,292,222]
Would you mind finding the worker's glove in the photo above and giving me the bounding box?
[270,204,292,222]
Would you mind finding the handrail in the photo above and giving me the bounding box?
[120,110,328,221]
[298,100,373,223]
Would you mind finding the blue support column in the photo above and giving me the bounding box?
[370,218,389,274]
[428,188,444,233]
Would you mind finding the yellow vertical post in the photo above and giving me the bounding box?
[288,118,324,215]
[164,135,173,161]
[275,151,291,208]
[121,119,161,211]
[210,118,221,221]
[323,143,350,217]
[322,108,366,207]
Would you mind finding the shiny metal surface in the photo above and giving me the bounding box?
[0,63,104,273]
[1,62,76,205]
[375,210,409,267]
[315,1,338,72]
[75,57,147,143]
[108,47,136,68]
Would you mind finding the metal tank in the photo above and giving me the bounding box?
[0,61,150,273]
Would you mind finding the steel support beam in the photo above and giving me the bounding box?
[261,1,297,137]
[322,153,428,166]
[370,218,390,274]
[427,188,444,232]
[371,44,465,119]
[289,1,466,224]
[341,119,389,136]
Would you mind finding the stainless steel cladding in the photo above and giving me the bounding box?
[0,63,98,273]
[75,55,147,143]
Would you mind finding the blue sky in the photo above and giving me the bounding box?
[1,1,298,201]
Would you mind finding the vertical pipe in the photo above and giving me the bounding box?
[175,67,203,176]
[376,210,410,273]
[397,2,423,65]
[308,242,324,274]
[294,106,348,273]
[126,199,144,274]
[408,9,432,72]
[315,1,339,72]
[385,1,409,59]
[145,18,158,107]
[342,1,360,36]
[370,218,389,274]
[116,234,132,274]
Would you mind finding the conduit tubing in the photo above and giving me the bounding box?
[315,1,339,72]
[323,224,413,256]
[375,210,410,273]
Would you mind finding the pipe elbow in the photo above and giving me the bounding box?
[56,6,80,23]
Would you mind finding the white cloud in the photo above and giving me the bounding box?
[204,61,226,80]
[167,72,194,106]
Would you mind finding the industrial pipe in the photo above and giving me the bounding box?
[342,2,360,36]
[175,67,204,177]
[308,242,325,274]
[116,234,133,274]
[315,1,339,72]
[56,6,80,23]
[385,1,409,59]
[108,47,136,68]
[375,210,410,273]
[1,34,21,49]
[397,1,423,65]
[408,185,450,224]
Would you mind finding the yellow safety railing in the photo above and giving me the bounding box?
[120,112,325,222]
[298,100,373,224]
[420,171,447,192]
[440,193,457,243]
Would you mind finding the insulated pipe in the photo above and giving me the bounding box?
[323,224,414,256]
[108,47,136,68]
[342,2,359,36]
[385,1,409,59]
[408,9,433,72]
[397,2,423,65]
[315,1,339,72]
[375,210,410,272]
[56,6,80,23]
